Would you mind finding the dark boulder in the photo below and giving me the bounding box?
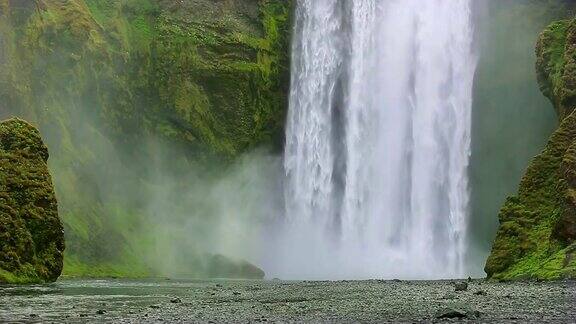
[454,282,468,292]
[205,254,265,279]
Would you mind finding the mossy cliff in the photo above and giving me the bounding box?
[0,0,292,278]
[0,118,64,283]
[485,17,576,280]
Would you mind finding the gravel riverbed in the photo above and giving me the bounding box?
[0,279,574,323]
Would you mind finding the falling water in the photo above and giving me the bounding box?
[281,0,477,279]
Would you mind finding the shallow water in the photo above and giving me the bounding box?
[0,279,574,323]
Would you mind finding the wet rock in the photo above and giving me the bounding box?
[474,290,487,296]
[233,291,241,296]
[454,282,468,292]
[96,310,106,315]
[150,305,161,309]
[170,297,182,304]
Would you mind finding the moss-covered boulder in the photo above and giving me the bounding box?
[0,118,64,283]
[485,17,576,280]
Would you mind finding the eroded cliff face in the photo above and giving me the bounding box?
[485,18,576,280]
[0,118,64,283]
[0,0,292,277]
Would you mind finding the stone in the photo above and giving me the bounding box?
[435,303,479,320]
[455,282,468,292]
[435,307,467,319]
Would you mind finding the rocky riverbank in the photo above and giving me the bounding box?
[0,279,574,322]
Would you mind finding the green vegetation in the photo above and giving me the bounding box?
[470,1,570,268]
[486,15,576,280]
[536,19,576,118]
[0,118,64,283]
[0,0,292,278]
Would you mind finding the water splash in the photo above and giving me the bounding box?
[278,0,477,279]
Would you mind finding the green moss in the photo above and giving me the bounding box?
[151,0,291,158]
[0,118,64,284]
[0,0,292,278]
[536,19,576,118]
[487,16,576,280]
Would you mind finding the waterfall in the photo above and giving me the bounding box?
[281,0,477,279]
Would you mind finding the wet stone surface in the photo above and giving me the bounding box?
[0,279,574,323]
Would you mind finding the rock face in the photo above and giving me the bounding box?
[0,0,292,277]
[485,18,576,280]
[0,118,64,283]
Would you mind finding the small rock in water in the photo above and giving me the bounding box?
[150,305,161,309]
[170,297,182,304]
[233,291,241,296]
[454,282,468,292]
[29,314,38,318]
[468,276,473,282]
[96,310,106,315]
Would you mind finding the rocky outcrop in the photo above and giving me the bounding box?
[0,118,64,283]
[485,18,576,280]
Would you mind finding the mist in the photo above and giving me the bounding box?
[1,0,574,281]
